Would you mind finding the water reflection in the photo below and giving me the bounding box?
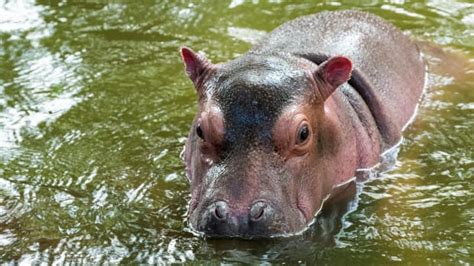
[0,0,83,158]
[0,0,473,264]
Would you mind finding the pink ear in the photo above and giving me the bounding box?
[180,47,211,84]
[315,56,353,100]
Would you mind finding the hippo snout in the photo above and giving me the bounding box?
[197,200,279,238]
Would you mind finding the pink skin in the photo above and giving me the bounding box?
[179,11,425,238]
[181,47,366,236]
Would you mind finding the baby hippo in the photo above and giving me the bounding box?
[180,10,424,238]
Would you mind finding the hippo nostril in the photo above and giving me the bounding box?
[250,201,268,222]
[212,201,228,221]
[214,207,223,220]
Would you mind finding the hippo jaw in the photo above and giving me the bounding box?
[185,157,311,238]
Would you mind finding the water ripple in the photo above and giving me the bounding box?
[0,0,473,264]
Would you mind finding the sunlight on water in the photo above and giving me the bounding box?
[0,0,473,264]
[0,0,84,161]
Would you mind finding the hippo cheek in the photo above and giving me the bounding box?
[283,163,320,225]
[296,190,317,223]
[274,203,309,235]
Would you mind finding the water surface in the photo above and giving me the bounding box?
[0,0,473,264]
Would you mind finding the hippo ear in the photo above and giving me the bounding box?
[180,47,212,86]
[314,56,353,100]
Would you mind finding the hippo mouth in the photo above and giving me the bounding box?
[187,199,309,238]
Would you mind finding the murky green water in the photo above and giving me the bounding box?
[0,0,473,264]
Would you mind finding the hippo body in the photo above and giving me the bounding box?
[181,10,425,238]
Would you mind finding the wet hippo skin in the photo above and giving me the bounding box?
[180,10,425,238]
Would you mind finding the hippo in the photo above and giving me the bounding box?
[180,10,425,238]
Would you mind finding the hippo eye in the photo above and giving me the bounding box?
[297,124,310,144]
[196,124,205,140]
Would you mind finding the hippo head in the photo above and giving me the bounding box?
[180,47,352,238]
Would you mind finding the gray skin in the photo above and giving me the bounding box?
[180,10,425,238]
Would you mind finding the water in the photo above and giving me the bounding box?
[0,0,472,264]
